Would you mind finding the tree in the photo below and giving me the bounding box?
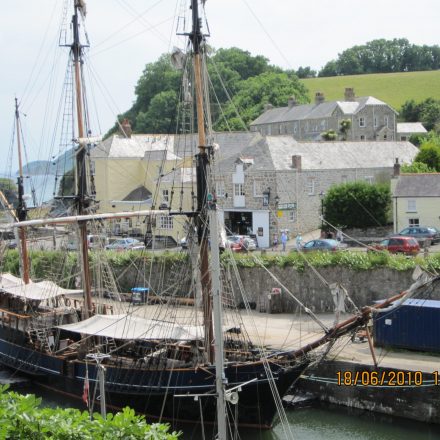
[295,66,317,78]
[400,98,440,132]
[339,119,352,140]
[401,162,435,173]
[217,71,309,130]
[324,182,391,228]
[414,145,440,171]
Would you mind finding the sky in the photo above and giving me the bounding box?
[1,0,439,171]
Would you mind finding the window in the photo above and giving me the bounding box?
[234,183,244,196]
[289,210,297,222]
[359,117,365,127]
[384,115,389,127]
[401,136,407,141]
[407,200,417,212]
[89,161,95,175]
[409,218,419,227]
[162,189,169,202]
[360,135,365,141]
[307,178,315,195]
[159,215,173,230]
[374,116,378,128]
[253,180,264,197]
[364,176,374,184]
[293,122,297,133]
[383,134,387,140]
[216,181,225,198]
[278,124,282,134]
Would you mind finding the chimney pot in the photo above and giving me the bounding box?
[292,155,302,171]
[121,118,132,138]
[315,92,325,105]
[264,103,274,112]
[288,96,297,108]
[393,158,401,177]
[344,87,355,102]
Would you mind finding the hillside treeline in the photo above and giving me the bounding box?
[107,47,309,136]
[319,38,440,77]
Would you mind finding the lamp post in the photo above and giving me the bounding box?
[319,191,325,231]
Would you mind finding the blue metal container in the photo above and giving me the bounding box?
[131,287,149,305]
[374,298,440,353]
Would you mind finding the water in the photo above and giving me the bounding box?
[5,371,439,440]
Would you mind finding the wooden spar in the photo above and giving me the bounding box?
[289,289,410,359]
[71,3,92,318]
[14,98,30,284]
[12,209,171,228]
[190,0,214,364]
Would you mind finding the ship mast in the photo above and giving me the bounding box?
[188,2,227,438]
[14,98,30,284]
[70,0,93,317]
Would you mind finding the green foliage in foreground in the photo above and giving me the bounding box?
[0,385,180,439]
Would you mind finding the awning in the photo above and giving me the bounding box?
[0,273,83,301]
[57,314,205,341]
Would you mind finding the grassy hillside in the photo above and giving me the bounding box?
[301,70,440,112]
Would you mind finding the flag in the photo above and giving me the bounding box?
[82,369,89,407]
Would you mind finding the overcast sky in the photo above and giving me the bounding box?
[1,0,439,170]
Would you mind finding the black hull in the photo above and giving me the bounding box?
[0,335,307,429]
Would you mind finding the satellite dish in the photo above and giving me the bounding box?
[225,391,239,405]
[171,47,186,70]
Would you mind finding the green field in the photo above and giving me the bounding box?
[301,70,440,112]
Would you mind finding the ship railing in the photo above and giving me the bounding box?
[0,307,31,331]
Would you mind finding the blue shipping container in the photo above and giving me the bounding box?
[131,287,149,305]
[374,298,440,353]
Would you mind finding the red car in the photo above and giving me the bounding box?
[370,236,420,255]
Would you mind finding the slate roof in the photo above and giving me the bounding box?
[92,134,179,159]
[250,96,395,126]
[123,186,152,201]
[396,122,427,134]
[394,174,440,197]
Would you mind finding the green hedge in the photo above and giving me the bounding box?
[0,385,180,439]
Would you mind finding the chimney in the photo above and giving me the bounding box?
[393,158,401,177]
[121,118,132,138]
[315,91,325,105]
[344,87,355,102]
[288,96,297,108]
[291,155,302,171]
[264,103,274,112]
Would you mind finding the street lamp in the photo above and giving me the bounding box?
[319,191,325,230]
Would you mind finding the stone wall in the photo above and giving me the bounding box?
[114,263,415,312]
[297,360,440,424]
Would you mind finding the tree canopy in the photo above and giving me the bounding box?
[323,182,391,229]
[319,38,440,77]
[105,47,309,136]
[400,98,440,132]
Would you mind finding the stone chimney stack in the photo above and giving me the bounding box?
[264,103,274,112]
[393,158,401,177]
[121,118,132,138]
[288,96,297,108]
[291,155,302,171]
[315,91,325,105]
[344,87,355,102]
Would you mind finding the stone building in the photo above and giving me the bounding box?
[250,88,397,142]
[92,129,418,247]
[396,122,427,141]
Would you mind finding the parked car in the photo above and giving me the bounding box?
[227,235,257,252]
[105,237,145,251]
[369,236,420,256]
[7,239,17,249]
[396,227,440,245]
[66,234,109,251]
[301,239,344,252]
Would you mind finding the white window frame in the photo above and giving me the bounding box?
[162,189,169,203]
[289,210,297,222]
[374,116,378,128]
[234,183,244,197]
[293,122,298,133]
[409,218,419,227]
[384,115,389,127]
[159,215,173,230]
[307,178,315,195]
[253,180,264,197]
[407,199,417,212]
[359,117,365,128]
[216,181,225,198]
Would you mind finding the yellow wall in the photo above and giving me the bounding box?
[394,196,440,233]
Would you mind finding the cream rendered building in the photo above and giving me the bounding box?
[91,133,194,245]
